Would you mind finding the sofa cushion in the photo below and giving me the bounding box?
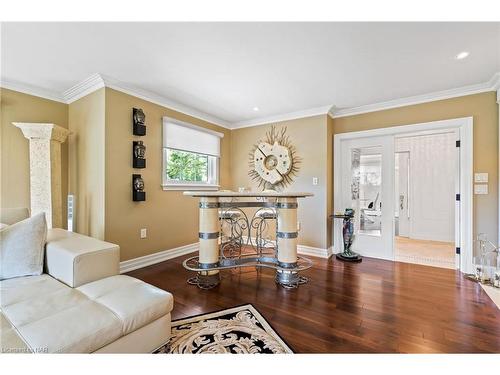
[77,275,174,335]
[0,275,122,353]
[1,311,31,353]
[0,213,47,280]
[45,229,120,288]
[0,274,66,307]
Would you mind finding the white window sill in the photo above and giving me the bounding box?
[162,184,220,191]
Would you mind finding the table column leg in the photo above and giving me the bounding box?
[197,197,220,288]
[276,197,300,286]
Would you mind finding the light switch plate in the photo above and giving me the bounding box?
[474,173,488,183]
[474,184,488,195]
[312,177,319,185]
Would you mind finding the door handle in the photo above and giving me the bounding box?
[399,195,404,210]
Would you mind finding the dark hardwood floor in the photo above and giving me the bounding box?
[127,254,500,353]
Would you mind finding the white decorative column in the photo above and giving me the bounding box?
[276,197,299,285]
[197,197,221,288]
[13,123,70,228]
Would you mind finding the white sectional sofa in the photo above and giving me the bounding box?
[1,210,174,353]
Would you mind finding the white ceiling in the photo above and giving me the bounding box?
[1,22,499,127]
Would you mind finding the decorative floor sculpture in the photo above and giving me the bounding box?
[332,208,362,262]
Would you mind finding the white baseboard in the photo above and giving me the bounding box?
[120,240,334,273]
[120,242,198,273]
[241,235,333,259]
[297,244,333,259]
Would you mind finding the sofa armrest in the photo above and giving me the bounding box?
[45,229,120,288]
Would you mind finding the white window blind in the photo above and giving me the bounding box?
[162,117,223,157]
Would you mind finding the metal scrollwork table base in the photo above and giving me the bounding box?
[183,191,314,289]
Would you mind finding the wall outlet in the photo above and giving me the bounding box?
[140,228,147,239]
[312,177,319,185]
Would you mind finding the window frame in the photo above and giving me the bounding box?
[161,117,222,191]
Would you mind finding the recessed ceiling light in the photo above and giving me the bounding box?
[253,107,260,111]
[456,51,469,60]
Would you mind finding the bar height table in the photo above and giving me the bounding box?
[183,191,314,289]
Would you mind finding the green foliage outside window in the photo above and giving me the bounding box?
[166,149,208,182]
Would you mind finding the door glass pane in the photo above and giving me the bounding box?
[351,147,382,236]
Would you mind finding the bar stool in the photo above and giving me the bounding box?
[254,207,277,257]
[219,207,243,259]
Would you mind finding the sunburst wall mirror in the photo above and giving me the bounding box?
[249,125,301,191]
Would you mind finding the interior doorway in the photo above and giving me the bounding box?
[394,131,458,269]
[333,117,473,274]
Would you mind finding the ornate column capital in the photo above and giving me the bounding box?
[13,122,71,143]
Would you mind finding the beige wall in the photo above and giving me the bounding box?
[230,115,330,249]
[0,88,69,228]
[104,88,232,261]
[332,91,499,246]
[2,86,498,260]
[68,88,106,239]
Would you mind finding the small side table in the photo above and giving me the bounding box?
[331,209,362,262]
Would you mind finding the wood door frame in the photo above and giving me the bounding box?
[333,117,473,274]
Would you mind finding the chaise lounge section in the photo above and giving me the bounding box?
[1,210,173,353]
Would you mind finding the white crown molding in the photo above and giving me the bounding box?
[491,72,500,103]
[99,74,232,129]
[492,72,500,90]
[330,72,500,119]
[62,73,231,129]
[0,78,65,103]
[3,73,231,129]
[3,71,498,129]
[119,242,198,273]
[231,105,332,129]
[62,73,105,103]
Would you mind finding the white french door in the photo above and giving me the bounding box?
[339,135,394,260]
[334,117,472,272]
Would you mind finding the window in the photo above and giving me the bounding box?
[162,117,223,190]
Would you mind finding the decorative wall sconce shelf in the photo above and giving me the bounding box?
[132,174,146,201]
[133,108,146,136]
[133,141,146,168]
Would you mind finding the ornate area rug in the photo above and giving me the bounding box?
[153,304,293,354]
